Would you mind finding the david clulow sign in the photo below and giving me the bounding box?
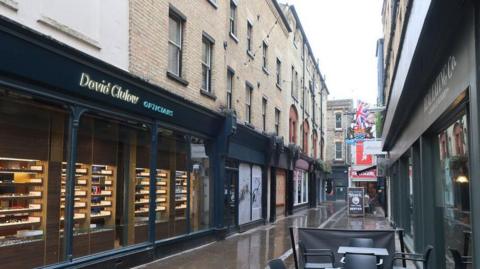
[347,187,365,217]
[79,72,174,117]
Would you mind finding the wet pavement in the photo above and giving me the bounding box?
[134,201,346,269]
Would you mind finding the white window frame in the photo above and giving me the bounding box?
[245,84,253,124]
[262,98,267,132]
[168,13,183,76]
[227,69,234,110]
[229,1,237,36]
[247,22,253,53]
[201,37,213,93]
[335,112,342,130]
[262,42,268,70]
[335,141,343,160]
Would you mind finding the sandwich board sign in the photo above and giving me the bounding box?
[347,187,365,217]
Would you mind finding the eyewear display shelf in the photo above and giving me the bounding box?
[59,163,116,257]
[173,171,188,236]
[0,158,46,267]
[134,168,169,243]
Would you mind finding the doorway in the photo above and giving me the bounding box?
[224,166,238,234]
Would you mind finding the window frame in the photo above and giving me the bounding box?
[262,97,267,132]
[335,141,343,160]
[247,21,253,53]
[335,112,342,130]
[262,42,268,70]
[229,0,238,37]
[227,68,234,110]
[275,108,280,136]
[245,83,253,124]
[201,36,213,93]
[168,11,184,77]
[276,58,282,86]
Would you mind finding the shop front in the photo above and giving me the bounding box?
[226,126,268,232]
[382,2,479,268]
[292,158,310,212]
[267,136,289,223]
[0,16,234,269]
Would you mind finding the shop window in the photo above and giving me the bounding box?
[156,128,188,239]
[190,137,212,232]
[72,113,151,258]
[238,163,262,225]
[294,170,308,205]
[0,90,69,267]
[437,113,470,266]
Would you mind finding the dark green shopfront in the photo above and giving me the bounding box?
[383,1,480,268]
[0,16,325,269]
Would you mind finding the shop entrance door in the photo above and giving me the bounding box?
[224,167,238,234]
[335,186,346,201]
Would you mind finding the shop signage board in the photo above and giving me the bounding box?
[363,140,387,155]
[349,167,378,182]
[347,187,365,217]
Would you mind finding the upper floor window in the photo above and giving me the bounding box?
[201,36,213,93]
[276,58,282,86]
[262,42,268,70]
[335,141,343,160]
[227,69,234,110]
[335,112,342,129]
[229,1,237,37]
[262,98,267,132]
[289,105,298,144]
[275,108,280,136]
[247,22,253,53]
[245,83,253,124]
[168,11,184,76]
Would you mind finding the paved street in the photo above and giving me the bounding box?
[134,202,394,269]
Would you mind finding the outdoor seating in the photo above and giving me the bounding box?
[391,245,433,269]
[266,259,288,269]
[290,227,397,269]
[449,248,472,269]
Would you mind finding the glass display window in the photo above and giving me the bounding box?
[293,169,308,205]
[190,137,212,232]
[437,113,471,267]
[0,89,68,268]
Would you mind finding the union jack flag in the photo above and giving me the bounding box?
[354,101,369,129]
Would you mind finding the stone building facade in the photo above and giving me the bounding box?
[129,0,328,160]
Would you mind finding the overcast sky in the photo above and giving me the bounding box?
[280,0,383,105]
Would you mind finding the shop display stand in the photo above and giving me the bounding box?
[175,171,187,216]
[89,164,115,229]
[134,168,169,218]
[60,163,88,228]
[0,158,46,244]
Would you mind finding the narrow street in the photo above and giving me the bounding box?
[133,202,343,269]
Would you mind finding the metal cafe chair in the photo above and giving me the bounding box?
[298,241,336,269]
[449,248,472,269]
[348,238,374,248]
[266,259,288,269]
[391,245,433,269]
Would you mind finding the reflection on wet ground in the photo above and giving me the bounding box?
[135,201,346,269]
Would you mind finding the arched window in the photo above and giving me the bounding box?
[289,106,298,144]
[312,130,318,159]
[303,120,309,154]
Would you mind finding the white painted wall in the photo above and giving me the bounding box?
[0,0,129,70]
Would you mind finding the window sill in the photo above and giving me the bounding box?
[335,128,343,132]
[200,89,217,100]
[206,0,218,9]
[245,122,255,129]
[167,71,189,86]
[229,32,239,43]
[247,50,255,59]
[276,83,282,91]
[262,67,269,76]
